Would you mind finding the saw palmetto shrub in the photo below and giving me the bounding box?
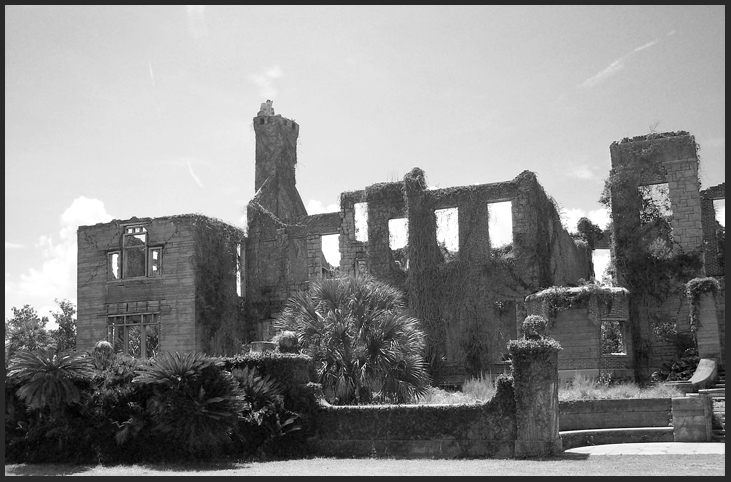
[274,275,431,405]
[129,351,248,460]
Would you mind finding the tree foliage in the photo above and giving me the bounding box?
[5,300,78,364]
[5,305,54,363]
[274,275,431,405]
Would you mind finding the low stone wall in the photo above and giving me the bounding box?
[559,396,712,447]
[309,383,516,459]
[559,398,672,431]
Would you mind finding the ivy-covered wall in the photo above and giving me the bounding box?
[525,285,631,380]
[605,132,721,380]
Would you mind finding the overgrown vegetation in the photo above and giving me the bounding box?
[273,275,431,405]
[416,372,685,405]
[187,214,248,356]
[600,134,705,378]
[5,348,306,465]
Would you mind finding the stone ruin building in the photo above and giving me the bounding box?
[76,102,725,385]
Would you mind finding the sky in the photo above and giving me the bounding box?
[5,5,725,328]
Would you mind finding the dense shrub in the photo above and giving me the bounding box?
[274,275,431,405]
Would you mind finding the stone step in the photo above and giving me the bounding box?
[559,427,674,450]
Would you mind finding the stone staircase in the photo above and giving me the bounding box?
[707,365,725,442]
[687,364,725,442]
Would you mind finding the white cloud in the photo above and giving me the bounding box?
[185,5,207,38]
[249,66,283,99]
[6,197,113,326]
[578,39,659,89]
[5,242,24,249]
[568,164,596,180]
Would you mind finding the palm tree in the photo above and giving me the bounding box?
[132,351,248,456]
[274,275,431,404]
[7,348,95,412]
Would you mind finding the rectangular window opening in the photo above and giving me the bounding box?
[148,248,162,277]
[354,202,368,242]
[123,226,148,278]
[321,234,341,275]
[388,218,408,271]
[488,201,513,251]
[593,248,612,285]
[106,313,161,358]
[435,207,459,259]
[713,199,725,228]
[601,319,625,355]
[236,243,243,297]
[638,183,673,256]
[108,252,120,280]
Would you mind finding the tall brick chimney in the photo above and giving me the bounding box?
[252,100,307,221]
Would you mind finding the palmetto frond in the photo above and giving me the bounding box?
[274,275,431,405]
[132,351,219,389]
[7,348,95,411]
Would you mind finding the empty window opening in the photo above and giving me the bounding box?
[321,234,341,271]
[435,207,459,255]
[354,202,368,242]
[713,199,725,228]
[112,225,163,280]
[638,183,672,223]
[593,248,612,285]
[123,226,147,278]
[148,248,162,277]
[389,218,408,270]
[108,252,120,280]
[488,201,512,249]
[601,319,625,355]
[713,199,725,270]
[389,218,408,250]
[236,243,243,297]
[107,313,160,358]
[638,183,673,255]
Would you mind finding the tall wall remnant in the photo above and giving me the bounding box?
[606,132,724,380]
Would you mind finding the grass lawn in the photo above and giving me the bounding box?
[5,454,725,476]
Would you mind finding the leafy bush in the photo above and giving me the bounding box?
[231,366,303,459]
[650,348,700,382]
[7,348,94,412]
[275,275,431,405]
[131,351,247,458]
[5,348,97,464]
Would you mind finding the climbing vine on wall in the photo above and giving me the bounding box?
[685,276,721,335]
[401,168,546,380]
[184,214,247,356]
[525,282,629,326]
[599,133,705,375]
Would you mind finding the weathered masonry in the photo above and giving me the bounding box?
[77,104,724,385]
[77,214,246,356]
[245,104,592,383]
[605,133,725,380]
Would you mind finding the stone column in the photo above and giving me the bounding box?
[695,291,722,364]
[510,338,563,457]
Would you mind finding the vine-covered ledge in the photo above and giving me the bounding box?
[525,284,629,323]
[685,277,721,331]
